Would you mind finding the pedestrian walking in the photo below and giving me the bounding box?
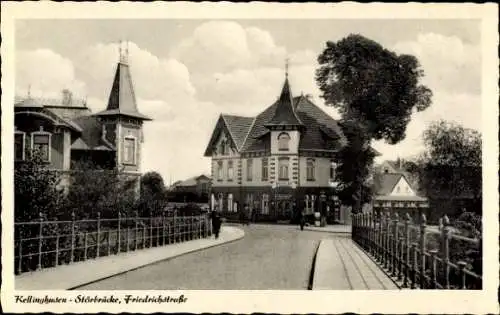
[299,210,306,231]
[211,210,222,239]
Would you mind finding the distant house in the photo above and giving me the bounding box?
[372,171,428,222]
[14,50,151,193]
[171,175,211,199]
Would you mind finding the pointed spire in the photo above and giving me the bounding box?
[285,57,289,78]
[27,84,31,98]
[265,62,303,128]
[94,41,151,121]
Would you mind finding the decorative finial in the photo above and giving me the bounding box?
[119,40,128,64]
[285,57,289,78]
[27,84,31,98]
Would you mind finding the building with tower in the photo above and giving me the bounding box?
[14,42,151,193]
[204,67,349,223]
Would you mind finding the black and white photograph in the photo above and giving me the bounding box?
[1,2,498,314]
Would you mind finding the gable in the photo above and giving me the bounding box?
[389,176,416,196]
[203,115,238,156]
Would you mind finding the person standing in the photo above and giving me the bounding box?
[299,210,306,231]
[211,210,222,239]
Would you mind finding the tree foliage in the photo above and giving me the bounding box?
[334,119,377,209]
[138,171,167,217]
[414,120,482,215]
[316,34,432,144]
[14,150,65,222]
[64,159,138,219]
[316,34,432,210]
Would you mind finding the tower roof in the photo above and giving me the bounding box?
[265,76,303,127]
[95,58,151,121]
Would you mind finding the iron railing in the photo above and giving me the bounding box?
[14,212,213,275]
[352,212,482,289]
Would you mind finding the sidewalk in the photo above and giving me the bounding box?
[15,226,244,290]
[312,238,399,290]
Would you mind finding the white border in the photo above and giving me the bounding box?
[1,2,499,314]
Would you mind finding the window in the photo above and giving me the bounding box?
[278,132,290,151]
[306,158,315,181]
[219,140,226,156]
[247,159,253,181]
[32,132,51,162]
[217,161,223,181]
[396,186,401,193]
[278,158,289,180]
[15,132,25,161]
[228,194,233,212]
[261,158,268,181]
[228,160,234,181]
[123,137,136,165]
[262,194,269,214]
[330,160,337,180]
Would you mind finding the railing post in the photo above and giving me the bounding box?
[411,242,417,289]
[162,212,166,246]
[55,234,60,267]
[150,214,153,248]
[126,227,130,252]
[18,231,23,274]
[392,213,399,277]
[441,215,450,289]
[377,212,382,262]
[403,213,411,288]
[384,212,390,270]
[419,214,427,288]
[367,212,372,254]
[457,261,467,289]
[398,237,403,281]
[96,212,101,258]
[174,211,177,244]
[84,232,88,261]
[37,212,43,270]
[70,211,75,263]
[135,211,139,251]
[117,212,121,254]
[429,249,438,289]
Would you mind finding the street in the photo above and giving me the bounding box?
[77,224,345,290]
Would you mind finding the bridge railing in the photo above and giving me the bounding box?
[352,212,482,289]
[14,212,213,275]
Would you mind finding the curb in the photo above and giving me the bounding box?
[351,241,402,289]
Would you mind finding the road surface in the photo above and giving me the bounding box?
[77,224,346,290]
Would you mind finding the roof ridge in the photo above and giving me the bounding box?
[220,114,239,151]
[240,116,257,151]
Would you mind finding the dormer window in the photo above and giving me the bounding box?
[278,132,290,151]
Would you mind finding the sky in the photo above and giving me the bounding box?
[15,19,482,184]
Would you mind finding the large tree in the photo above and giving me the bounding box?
[316,34,432,211]
[416,120,482,215]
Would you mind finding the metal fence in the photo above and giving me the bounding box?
[352,212,482,289]
[14,212,213,275]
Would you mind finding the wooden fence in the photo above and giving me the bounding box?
[352,212,482,289]
[14,212,213,275]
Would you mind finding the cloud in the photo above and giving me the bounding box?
[393,32,481,94]
[16,49,87,98]
[74,42,195,107]
[374,32,482,163]
[172,21,288,74]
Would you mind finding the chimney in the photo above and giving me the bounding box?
[62,89,72,106]
[305,94,313,100]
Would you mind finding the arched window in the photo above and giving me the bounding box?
[306,158,315,181]
[278,132,290,151]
